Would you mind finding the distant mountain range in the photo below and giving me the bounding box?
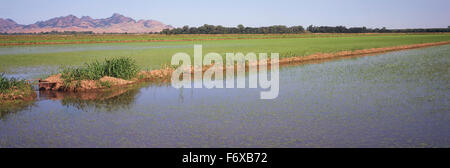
[0,13,173,33]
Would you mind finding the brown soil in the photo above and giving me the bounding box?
[137,67,174,82]
[100,76,134,85]
[39,74,64,91]
[38,41,450,92]
[40,74,135,91]
[0,87,36,102]
[39,86,133,101]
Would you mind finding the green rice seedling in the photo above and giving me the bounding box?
[1,33,450,79]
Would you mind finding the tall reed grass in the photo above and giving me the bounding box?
[61,57,139,82]
[0,74,27,94]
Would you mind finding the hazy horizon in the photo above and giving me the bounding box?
[1,0,449,29]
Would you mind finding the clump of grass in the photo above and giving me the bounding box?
[0,74,35,101]
[161,63,179,70]
[103,57,139,79]
[99,81,111,88]
[0,73,27,94]
[61,57,139,82]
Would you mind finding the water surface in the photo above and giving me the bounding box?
[0,45,449,147]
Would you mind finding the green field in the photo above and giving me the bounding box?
[1,33,450,76]
[0,33,437,45]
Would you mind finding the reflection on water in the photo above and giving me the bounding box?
[41,86,141,112]
[0,45,449,147]
[0,101,36,120]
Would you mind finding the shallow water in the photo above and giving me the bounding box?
[0,43,195,56]
[0,45,449,147]
[0,42,255,79]
[0,43,190,79]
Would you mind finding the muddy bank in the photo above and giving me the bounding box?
[0,86,36,102]
[277,41,450,65]
[39,67,174,91]
[38,41,450,92]
[39,85,136,101]
[39,74,135,91]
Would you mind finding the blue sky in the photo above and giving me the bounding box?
[1,0,449,28]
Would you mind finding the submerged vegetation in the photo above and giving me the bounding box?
[2,33,450,92]
[1,34,450,72]
[61,57,139,82]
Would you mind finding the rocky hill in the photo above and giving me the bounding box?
[0,13,173,33]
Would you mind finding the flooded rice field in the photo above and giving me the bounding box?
[0,45,449,147]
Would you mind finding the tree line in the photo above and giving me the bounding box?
[161,24,450,34]
[161,24,306,34]
[306,25,450,33]
[2,25,449,35]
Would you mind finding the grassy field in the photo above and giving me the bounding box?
[61,57,139,81]
[0,33,437,45]
[1,33,450,75]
